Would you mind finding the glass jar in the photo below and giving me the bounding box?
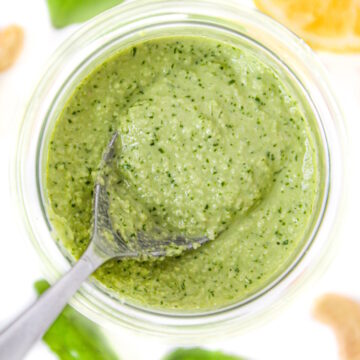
[14,0,346,340]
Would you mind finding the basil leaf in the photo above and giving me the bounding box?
[164,348,244,360]
[46,0,124,28]
[34,280,119,360]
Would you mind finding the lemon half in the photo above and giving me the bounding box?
[254,0,360,52]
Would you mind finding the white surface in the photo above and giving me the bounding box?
[0,1,359,359]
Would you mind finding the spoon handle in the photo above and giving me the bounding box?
[0,245,103,360]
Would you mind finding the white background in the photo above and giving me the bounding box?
[1,1,360,359]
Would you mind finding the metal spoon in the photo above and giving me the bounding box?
[0,132,208,360]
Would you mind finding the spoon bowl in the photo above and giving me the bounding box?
[92,131,209,260]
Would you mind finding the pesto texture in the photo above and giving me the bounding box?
[46,37,319,310]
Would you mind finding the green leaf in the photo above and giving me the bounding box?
[163,348,244,360]
[46,0,124,28]
[34,280,119,360]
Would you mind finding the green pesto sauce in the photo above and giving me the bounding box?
[46,37,319,311]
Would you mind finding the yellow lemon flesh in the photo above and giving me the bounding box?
[254,0,360,52]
